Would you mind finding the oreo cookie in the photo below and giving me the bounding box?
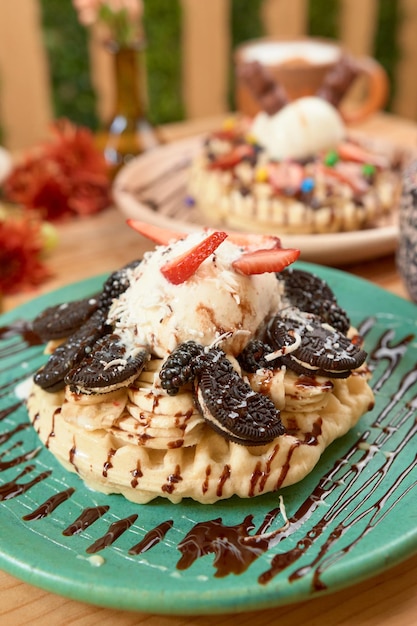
[195,348,285,446]
[32,260,142,394]
[66,334,149,394]
[265,312,367,378]
[34,309,110,392]
[32,296,100,342]
[278,268,350,334]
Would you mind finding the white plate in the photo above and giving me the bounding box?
[113,136,399,266]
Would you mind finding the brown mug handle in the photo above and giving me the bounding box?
[340,56,389,124]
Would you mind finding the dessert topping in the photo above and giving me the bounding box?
[278,268,350,334]
[160,341,286,445]
[264,312,367,378]
[207,144,254,170]
[65,335,149,394]
[250,96,346,161]
[337,141,389,168]
[232,246,300,276]
[195,347,285,445]
[126,219,184,245]
[238,60,289,115]
[267,161,304,193]
[32,296,99,342]
[160,230,228,285]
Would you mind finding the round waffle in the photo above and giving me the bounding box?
[28,350,373,504]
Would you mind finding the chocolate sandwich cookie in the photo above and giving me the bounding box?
[32,260,141,344]
[278,268,350,334]
[194,348,285,446]
[34,309,111,392]
[32,260,141,394]
[65,334,150,394]
[264,312,367,378]
[32,296,100,342]
[160,342,285,445]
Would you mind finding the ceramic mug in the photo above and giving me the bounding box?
[397,160,417,302]
[235,37,388,123]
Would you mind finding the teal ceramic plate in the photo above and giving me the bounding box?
[1,262,417,615]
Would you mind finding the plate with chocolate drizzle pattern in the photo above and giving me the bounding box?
[1,262,416,615]
[112,135,400,266]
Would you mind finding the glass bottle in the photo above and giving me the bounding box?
[103,39,160,172]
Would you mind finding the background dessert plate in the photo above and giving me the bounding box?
[1,264,416,615]
[0,146,11,184]
[113,136,399,266]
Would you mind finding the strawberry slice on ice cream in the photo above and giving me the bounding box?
[127,219,185,245]
[161,231,228,284]
[232,246,300,275]
[128,219,299,280]
[226,232,282,250]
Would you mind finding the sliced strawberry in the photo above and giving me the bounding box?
[337,142,388,169]
[211,128,238,141]
[317,163,369,195]
[208,144,254,170]
[161,231,228,285]
[232,247,300,275]
[127,219,282,252]
[267,161,304,193]
[127,219,185,245]
[227,232,282,251]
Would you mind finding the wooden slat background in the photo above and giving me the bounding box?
[0,0,53,150]
[1,0,417,151]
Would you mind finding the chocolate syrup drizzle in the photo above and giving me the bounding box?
[0,465,52,501]
[0,314,416,594]
[128,520,174,555]
[22,487,75,521]
[62,505,109,536]
[86,514,138,554]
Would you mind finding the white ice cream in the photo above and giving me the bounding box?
[251,96,346,160]
[107,232,282,358]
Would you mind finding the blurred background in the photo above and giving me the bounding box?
[0,0,415,152]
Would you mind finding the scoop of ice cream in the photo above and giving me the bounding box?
[108,232,282,358]
[251,96,346,160]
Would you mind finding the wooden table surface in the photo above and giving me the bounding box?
[1,113,417,625]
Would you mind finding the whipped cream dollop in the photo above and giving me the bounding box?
[108,232,281,358]
[250,96,346,160]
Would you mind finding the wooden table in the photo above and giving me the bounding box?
[1,113,417,625]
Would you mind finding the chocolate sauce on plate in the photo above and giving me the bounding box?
[128,520,174,555]
[86,514,138,554]
[23,487,75,521]
[62,505,110,536]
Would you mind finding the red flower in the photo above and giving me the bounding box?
[68,170,113,216]
[3,119,111,221]
[46,119,109,176]
[0,212,51,295]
